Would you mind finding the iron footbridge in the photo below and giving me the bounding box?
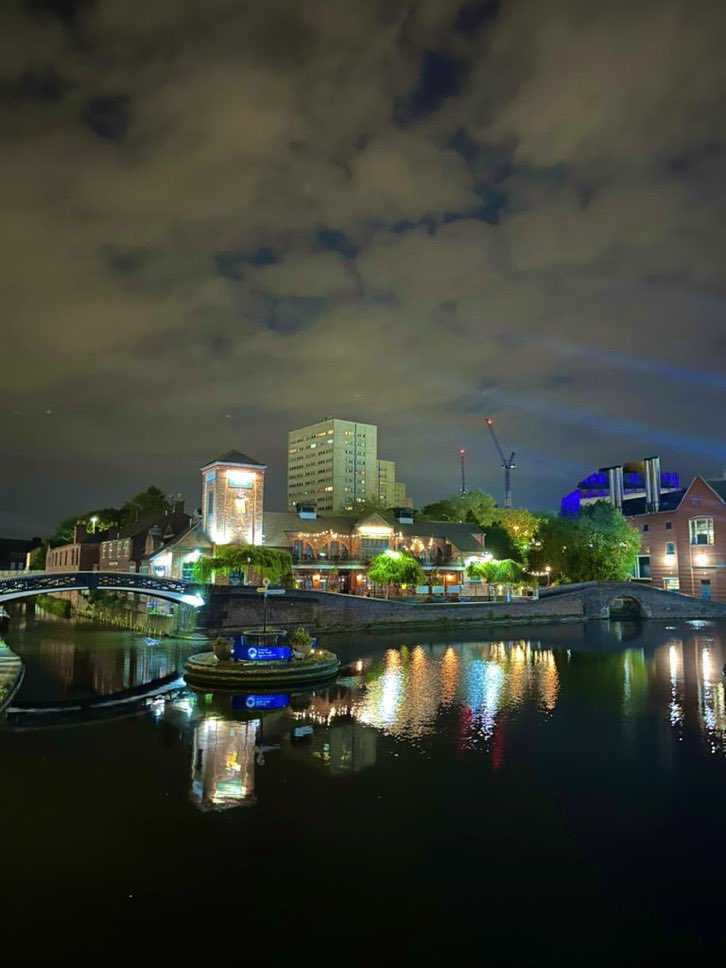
[0,571,206,608]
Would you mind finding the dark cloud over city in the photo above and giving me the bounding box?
[1,0,725,533]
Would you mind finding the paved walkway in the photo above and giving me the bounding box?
[0,643,23,713]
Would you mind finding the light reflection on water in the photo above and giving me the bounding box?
[4,620,726,814]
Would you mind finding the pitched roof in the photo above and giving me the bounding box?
[621,475,726,517]
[201,450,266,469]
[261,511,484,553]
[143,522,213,560]
[115,509,190,539]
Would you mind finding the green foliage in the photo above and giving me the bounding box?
[48,486,171,546]
[466,558,524,586]
[35,594,71,618]
[289,627,312,650]
[419,489,498,527]
[529,502,640,583]
[119,486,171,526]
[28,545,47,570]
[367,550,425,595]
[334,497,394,518]
[494,558,525,585]
[193,545,293,584]
[496,508,539,559]
[481,520,518,561]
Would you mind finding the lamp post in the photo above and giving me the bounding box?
[90,516,99,534]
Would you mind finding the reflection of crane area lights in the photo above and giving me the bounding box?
[485,418,516,508]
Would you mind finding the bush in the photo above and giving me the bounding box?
[289,627,312,654]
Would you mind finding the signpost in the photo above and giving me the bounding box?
[256,577,285,632]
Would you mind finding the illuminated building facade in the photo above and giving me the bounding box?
[99,499,190,573]
[263,507,486,592]
[287,417,411,512]
[376,459,410,508]
[561,458,680,515]
[623,475,726,601]
[201,450,266,546]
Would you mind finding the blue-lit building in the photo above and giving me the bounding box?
[562,459,680,516]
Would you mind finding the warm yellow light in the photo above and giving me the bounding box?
[695,552,709,567]
[358,525,393,536]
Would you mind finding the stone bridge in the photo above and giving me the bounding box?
[539,581,726,620]
[0,571,205,608]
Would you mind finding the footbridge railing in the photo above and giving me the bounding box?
[0,571,205,607]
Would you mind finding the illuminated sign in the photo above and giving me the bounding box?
[232,694,290,710]
[232,640,292,663]
[227,471,254,489]
[357,525,393,536]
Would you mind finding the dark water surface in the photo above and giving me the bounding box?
[1,616,725,962]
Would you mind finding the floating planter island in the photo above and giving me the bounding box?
[184,628,339,689]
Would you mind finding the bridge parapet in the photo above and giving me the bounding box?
[0,571,204,607]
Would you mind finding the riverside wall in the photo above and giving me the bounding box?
[197,583,726,633]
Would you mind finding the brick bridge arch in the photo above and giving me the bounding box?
[559,582,726,620]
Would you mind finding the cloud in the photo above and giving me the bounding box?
[0,0,724,534]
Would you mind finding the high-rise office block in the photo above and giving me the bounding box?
[287,418,410,512]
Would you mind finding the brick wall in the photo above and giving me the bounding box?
[627,477,726,601]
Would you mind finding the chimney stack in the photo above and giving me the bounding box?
[644,456,661,513]
[601,466,624,510]
[173,494,185,515]
[73,521,87,542]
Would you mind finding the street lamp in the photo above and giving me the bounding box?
[90,516,99,534]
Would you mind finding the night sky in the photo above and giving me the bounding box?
[2,0,725,535]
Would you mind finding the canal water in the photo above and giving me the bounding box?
[1,616,725,961]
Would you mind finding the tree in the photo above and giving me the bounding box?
[467,558,524,599]
[334,498,389,518]
[49,507,121,545]
[119,486,171,525]
[529,503,639,584]
[466,560,500,600]
[193,546,292,585]
[419,489,497,527]
[367,550,425,599]
[494,508,539,562]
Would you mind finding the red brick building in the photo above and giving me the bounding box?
[98,500,190,573]
[623,475,726,602]
[45,522,109,573]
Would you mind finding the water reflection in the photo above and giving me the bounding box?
[191,717,259,811]
[4,621,726,815]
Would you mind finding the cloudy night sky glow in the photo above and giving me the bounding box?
[1,0,725,534]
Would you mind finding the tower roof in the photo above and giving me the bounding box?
[201,449,267,469]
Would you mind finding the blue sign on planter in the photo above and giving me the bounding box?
[232,641,292,663]
[232,694,290,711]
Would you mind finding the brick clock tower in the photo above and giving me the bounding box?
[200,450,267,546]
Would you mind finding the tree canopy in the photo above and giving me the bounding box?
[367,550,425,597]
[193,545,292,584]
[48,486,173,545]
[529,502,640,583]
[419,489,497,527]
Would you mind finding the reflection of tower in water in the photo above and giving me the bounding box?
[190,717,259,811]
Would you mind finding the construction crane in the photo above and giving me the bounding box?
[459,448,466,495]
[485,418,516,508]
